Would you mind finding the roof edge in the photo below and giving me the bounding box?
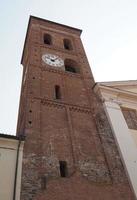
[30,15,82,33]
[0,133,25,141]
[96,80,137,87]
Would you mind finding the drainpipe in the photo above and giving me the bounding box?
[13,135,24,200]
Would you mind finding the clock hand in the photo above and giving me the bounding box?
[54,56,59,61]
[50,56,59,62]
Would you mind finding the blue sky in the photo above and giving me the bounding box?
[0,0,137,134]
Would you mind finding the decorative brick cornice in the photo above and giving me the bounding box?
[34,97,91,114]
[69,106,91,114]
[41,99,65,109]
[41,66,82,78]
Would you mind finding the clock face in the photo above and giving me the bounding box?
[42,53,64,67]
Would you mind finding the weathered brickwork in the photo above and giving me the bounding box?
[17,16,136,200]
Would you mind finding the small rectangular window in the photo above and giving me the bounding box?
[41,176,47,190]
[121,107,137,130]
[59,161,68,177]
[55,85,61,99]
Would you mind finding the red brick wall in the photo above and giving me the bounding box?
[17,16,136,200]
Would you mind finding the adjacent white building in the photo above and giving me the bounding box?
[0,134,24,200]
[94,80,137,199]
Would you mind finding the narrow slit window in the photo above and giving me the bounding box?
[41,176,47,190]
[44,34,52,45]
[55,85,61,99]
[59,161,68,177]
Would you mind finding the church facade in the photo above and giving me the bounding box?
[94,80,137,198]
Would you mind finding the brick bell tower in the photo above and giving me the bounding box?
[17,16,135,200]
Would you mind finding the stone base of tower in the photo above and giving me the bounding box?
[21,171,135,200]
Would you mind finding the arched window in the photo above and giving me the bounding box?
[55,85,61,99]
[64,59,79,73]
[43,33,52,45]
[63,39,72,50]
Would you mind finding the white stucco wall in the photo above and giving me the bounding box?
[0,137,24,200]
[104,101,137,199]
